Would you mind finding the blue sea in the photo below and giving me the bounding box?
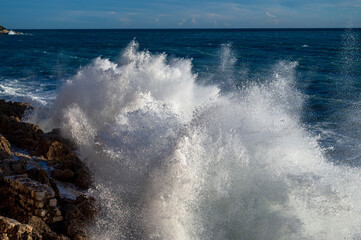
[1,29,361,239]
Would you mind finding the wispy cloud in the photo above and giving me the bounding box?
[178,18,186,26]
[266,11,279,23]
[266,11,276,18]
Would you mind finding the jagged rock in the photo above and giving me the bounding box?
[51,169,74,181]
[0,215,33,239]
[0,26,9,35]
[27,168,50,186]
[0,99,33,119]
[73,233,89,240]
[75,195,97,219]
[0,134,11,157]
[49,179,62,199]
[46,142,75,161]
[43,231,69,240]
[64,218,84,237]
[64,205,81,220]
[0,99,94,239]
[0,158,28,176]
[26,215,51,235]
[73,169,91,190]
[46,129,77,151]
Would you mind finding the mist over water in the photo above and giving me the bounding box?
[36,39,361,240]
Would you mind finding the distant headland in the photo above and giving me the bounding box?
[0,25,21,35]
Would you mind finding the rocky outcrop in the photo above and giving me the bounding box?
[0,26,21,35]
[0,215,33,240]
[0,26,9,35]
[0,100,95,240]
[0,100,91,190]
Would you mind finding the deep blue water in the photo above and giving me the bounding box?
[1,29,361,163]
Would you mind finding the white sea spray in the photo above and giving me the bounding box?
[46,41,361,240]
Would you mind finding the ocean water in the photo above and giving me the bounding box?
[1,29,361,239]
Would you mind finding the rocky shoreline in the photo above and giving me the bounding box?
[0,100,96,240]
[0,26,21,35]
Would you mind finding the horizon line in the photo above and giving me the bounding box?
[10,27,361,30]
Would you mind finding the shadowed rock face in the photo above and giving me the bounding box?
[0,100,97,240]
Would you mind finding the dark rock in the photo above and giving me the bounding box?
[27,167,50,185]
[51,169,74,181]
[64,204,81,220]
[74,169,91,190]
[0,99,94,239]
[46,142,75,161]
[46,128,77,151]
[26,215,51,234]
[0,99,33,119]
[75,195,97,219]
[0,134,11,157]
[0,215,33,239]
[49,178,62,199]
[73,233,90,240]
[64,218,84,237]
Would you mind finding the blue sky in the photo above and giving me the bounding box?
[1,0,360,29]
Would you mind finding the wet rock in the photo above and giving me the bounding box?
[73,169,91,190]
[46,142,75,161]
[64,218,84,237]
[46,128,77,151]
[26,215,51,234]
[64,205,81,220]
[0,134,11,157]
[51,169,74,181]
[0,99,95,239]
[27,168,50,186]
[0,99,33,119]
[75,195,97,219]
[0,158,28,176]
[73,233,89,240]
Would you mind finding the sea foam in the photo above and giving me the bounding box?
[46,41,361,240]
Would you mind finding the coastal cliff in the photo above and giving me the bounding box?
[0,100,96,240]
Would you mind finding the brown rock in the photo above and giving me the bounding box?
[64,204,81,220]
[0,215,33,239]
[26,215,51,234]
[73,233,89,240]
[0,134,11,157]
[46,128,77,151]
[75,195,97,219]
[64,218,84,237]
[27,168,50,186]
[73,169,91,190]
[0,99,33,119]
[51,169,74,181]
[49,178,62,199]
[46,142,75,161]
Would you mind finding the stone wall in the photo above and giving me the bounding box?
[0,100,95,240]
[3,174,63,224]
